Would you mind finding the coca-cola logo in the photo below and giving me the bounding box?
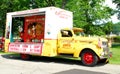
[55,11,71,19]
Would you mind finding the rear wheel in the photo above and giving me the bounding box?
[81,50,98,66]
[20,54,30,60]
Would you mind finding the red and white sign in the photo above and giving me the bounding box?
[9,42,43,55]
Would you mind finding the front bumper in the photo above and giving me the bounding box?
[100,47,112,59]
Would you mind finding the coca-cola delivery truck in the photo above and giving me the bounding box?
[4,7,112,66]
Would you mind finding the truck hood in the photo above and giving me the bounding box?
[74,36,108,42]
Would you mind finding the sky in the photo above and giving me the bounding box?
[105,0,117,9]
[105,0,119,23]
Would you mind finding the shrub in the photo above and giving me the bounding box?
[113,36,120,43]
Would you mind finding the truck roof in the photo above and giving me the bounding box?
[7,6,72,17]
[73,27,83,33]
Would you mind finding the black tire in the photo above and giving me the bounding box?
[81,50,98,66]
[20,54,30,60]
[99,58,109,64]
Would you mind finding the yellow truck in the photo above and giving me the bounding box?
[5,7,112,66]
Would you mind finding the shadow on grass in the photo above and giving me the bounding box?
[1,53,107,67]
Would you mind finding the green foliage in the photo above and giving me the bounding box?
[0,0,114,37]
[113,22,120,35]
[64,0,113,35]
[84,24,105,36]
[102,22,113,34]
[112,0,120,19]
[113,36,120,43]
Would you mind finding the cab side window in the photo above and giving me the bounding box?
[61,30,72,37]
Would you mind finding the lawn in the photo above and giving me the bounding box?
[0,50,6,54]
[109,43,120,65]
[0,50,15,55]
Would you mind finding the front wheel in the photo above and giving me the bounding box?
[99,58,109,64]
[81,50,98,66]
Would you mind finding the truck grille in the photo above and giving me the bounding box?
[102,42,110,56]
[100,41,112,58]
[103,47,109,52]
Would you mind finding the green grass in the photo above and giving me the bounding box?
[109,43,120,65]
[0,50,6,54]
[0,50,16,55]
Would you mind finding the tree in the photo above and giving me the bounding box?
[0,0,13,36]
[0,0,39,37]
[64,0,113,35]
[112,22,120,35]
[102,22,113,34]
[112,0,120,19]
[0,0,114,37]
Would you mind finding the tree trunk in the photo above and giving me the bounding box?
[61,0,67,9]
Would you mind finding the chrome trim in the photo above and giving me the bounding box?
[100,47,112,59]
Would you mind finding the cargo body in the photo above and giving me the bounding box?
[5,7,112,66]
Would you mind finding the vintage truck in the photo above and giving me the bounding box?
[4,7,112,66]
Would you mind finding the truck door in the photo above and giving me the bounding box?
[58,30,75,54]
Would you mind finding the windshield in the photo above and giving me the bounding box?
[74,31,85,36]
[72,28,85,36]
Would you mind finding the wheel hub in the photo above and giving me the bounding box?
[83,52,94,64]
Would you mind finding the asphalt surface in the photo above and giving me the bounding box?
[55,69,107,74]
[0,54,120,74]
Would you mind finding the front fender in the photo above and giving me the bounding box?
[73,44,101,57]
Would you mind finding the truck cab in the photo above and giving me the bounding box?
[57,28,112,66]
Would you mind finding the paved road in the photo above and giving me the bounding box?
[0,54,120,74]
